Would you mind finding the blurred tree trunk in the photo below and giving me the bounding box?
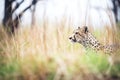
[31,5,36,27]
[3,0,39,34]
[112,0,118,22]
[3,0,13,33]
[112,0,120,22]
[31,0,37,27]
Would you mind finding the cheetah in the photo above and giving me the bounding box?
[69,26,119,54]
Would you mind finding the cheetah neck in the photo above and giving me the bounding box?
[87,33,104,51]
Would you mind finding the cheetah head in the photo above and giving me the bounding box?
[69,26,89,46]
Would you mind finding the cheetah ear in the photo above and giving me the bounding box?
[83,26,88,33]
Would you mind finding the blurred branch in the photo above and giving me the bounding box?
[13,0,40,29]
[3,0,40,33]
[15,0,40,21]
[117,0,120,6]
[32,0,38,5]
[12,0,24,13]
[16,0,39,19]
[10,0,16,3]
[13,3,32,29]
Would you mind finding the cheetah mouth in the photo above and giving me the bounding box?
[69,38,77,43]
[69,36,77,43]
[72,39,77,42]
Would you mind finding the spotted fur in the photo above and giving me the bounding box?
[69,26,118,54]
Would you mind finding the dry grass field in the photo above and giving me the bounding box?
[0,24,120,80]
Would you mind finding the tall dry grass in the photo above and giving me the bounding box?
[0,23,120,80]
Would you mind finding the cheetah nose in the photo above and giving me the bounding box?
[69,37,72,40]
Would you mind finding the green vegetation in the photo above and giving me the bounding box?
[0,25,120,80]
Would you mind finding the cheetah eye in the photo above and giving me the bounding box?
[75,32,79,34]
